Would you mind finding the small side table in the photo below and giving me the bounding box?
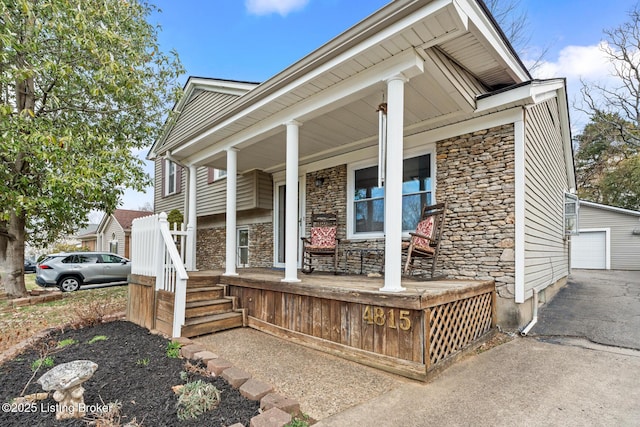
[343,248,385,275]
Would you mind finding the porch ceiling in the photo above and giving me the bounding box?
[169,0,527,173]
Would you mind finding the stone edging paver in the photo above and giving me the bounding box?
[174,336,300,427]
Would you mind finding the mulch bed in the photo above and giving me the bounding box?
[0,321,260,426]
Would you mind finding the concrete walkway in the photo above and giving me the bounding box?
[194,270,640,425]
[316,338,640,426]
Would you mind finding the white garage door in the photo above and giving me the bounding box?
[571,230,607,269]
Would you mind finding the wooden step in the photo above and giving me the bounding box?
[181,311,244,338]
[185,298,233,318]
[186,274,222,288]
[186,286,224,302]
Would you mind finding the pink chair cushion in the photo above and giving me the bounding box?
[413,217,435,252]
[310,226,336,248]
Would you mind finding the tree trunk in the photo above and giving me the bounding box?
[0,212,27,298]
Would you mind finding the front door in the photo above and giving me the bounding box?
[274,178,305,268]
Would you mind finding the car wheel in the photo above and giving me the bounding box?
[58,276,81,292]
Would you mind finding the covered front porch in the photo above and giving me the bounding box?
[128,266,495,381]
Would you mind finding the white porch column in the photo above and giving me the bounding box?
[381,75,407,292]
[186,165,197,271]
[282,120,301,283]
[224,148,239,276]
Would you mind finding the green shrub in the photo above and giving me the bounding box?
[88,335,109,344]
[176,380,221,420]
[166,341,182,358]
[31,356,54,372]
[57,338,77,348]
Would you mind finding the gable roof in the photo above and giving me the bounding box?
[580,200,640,217]
[149,77,259,159]
[97,209,152,234]
[154,0,544,176]
[75,224,99,239]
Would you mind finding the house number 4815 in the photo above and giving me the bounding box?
[362,306,412,331]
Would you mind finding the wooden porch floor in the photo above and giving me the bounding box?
[187,268,496,380]
[190,268,493,309]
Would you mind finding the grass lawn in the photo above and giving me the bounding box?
[0,276,127,353]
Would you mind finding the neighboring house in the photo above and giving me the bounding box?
[25,224,99,261]
[75,224,99,251]
[97,210,151,258]
[148,0,576,329]
[571,201,640,270]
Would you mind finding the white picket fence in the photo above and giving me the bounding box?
[131,212,188,337]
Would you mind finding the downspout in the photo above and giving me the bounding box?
[520,288,538,336]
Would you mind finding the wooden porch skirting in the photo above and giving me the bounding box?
[220,272,496,381]
[127,275,175,337]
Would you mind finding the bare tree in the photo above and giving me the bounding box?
[484,0,549,72]
[579,6,640,148]
[574,6,640,209]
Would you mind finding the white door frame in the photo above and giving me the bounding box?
[273,176,305,268]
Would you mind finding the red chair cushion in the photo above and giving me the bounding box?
[413,217,435,253]
[310,226,336,248]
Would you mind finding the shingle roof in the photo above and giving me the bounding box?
[112,209,152,231]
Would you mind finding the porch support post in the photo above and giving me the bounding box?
[224,148,239,276]
[186,165,197,271]
[282,120,301,283]
[380,74,407,292]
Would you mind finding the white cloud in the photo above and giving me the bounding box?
[245,0,309,16]
[524,42,625,130]
[528,42,613,81]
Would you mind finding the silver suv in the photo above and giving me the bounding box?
[36,252,131,292]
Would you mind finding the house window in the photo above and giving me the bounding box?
[565,193,579,236]
[165,160,178,195]
[237,228,249,267]
[207,168,227,183]
[351,153,432,236]
[109,233,118,254]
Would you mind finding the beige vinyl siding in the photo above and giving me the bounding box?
[154,160,273,217]
[424,48,488,110]
[196,169,273,216]
[100,217,125,257]
[523,98,570,291]
[154,159,185,214]
[579,204,640,270]
[160,91,240,151]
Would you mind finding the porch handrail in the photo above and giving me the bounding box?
[131,212,189,338]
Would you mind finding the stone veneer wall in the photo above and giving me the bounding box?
[305,165,386,274]
[196,221,273,270]
[436,124,516,302]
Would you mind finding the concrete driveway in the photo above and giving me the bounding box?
[530,269,640,350]
[315,269,640,426]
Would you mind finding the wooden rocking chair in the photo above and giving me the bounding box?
[301,213,340,274]
[402,202,447,279]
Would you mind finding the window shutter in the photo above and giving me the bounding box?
[161,159,166,197]
[176,165,183,194]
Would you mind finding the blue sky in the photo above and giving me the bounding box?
[119,0,640,210]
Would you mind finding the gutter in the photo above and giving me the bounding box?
[519,288,538,336]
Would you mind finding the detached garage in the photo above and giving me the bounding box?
[571,201,640,270]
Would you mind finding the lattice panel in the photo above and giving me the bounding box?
[428,292,493,367]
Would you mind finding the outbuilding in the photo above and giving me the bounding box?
[571,201,640,270]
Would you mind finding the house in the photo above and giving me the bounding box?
[97,209,151,258]
[131,0,576,378]
[75,224,99,251]
[571,201,640,270]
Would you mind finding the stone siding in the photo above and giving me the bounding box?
[436,124,516,300]
[304,165,386,274]
[196,222,273,270]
